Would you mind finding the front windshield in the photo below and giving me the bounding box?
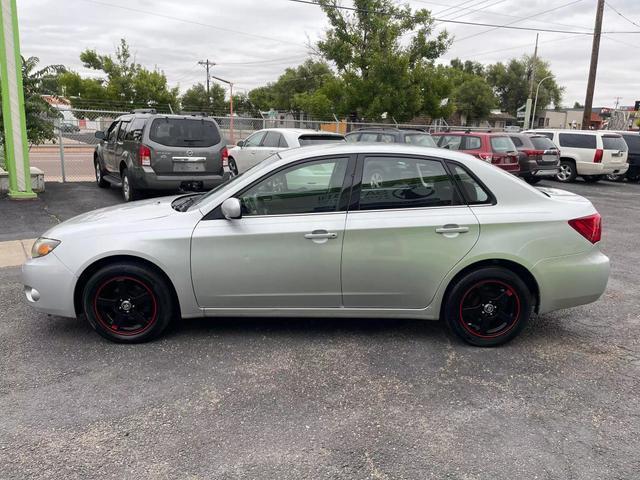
[189,153,282,209]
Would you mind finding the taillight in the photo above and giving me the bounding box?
[593,148,603,163]
[522,149,544,157]
[138,144,151,166]
[568,213,602,244]
[478,153,493,162]
[220,146,229,168]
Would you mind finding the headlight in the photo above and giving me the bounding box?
[31,237,61,258]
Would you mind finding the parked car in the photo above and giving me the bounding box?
[507,133,560,184]
[94,111,229,201]
[227,128,344,175]
[59,121,80,133]
[432,131,520,174]
[523,129,629,183]
[605,131,640,182]
[23,143,609,347]
[345,127,438,147]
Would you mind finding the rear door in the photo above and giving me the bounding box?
[146,117,223,177]
[341,154,480,309]
[601,134,628,167]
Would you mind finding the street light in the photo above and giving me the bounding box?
[530,75,553,129]
[210,74,235,143]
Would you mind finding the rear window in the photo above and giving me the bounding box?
[530,136,557,150]
[621,134,640,153]
[298,135,345,146]
[602,135,627,151]
[466,136,482,150]
[558,133,596,149]
[404,133,437,147]
[148,118,221,147]
[490,136,516,153]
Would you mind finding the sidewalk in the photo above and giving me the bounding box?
[0,238,34,267]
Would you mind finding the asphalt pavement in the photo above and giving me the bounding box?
[1,179,639,479]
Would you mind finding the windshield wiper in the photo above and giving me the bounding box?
[171,193,203,212]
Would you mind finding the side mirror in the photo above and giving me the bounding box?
[95,131,106,140]
[221,197,242,220]
[236,140,245,148]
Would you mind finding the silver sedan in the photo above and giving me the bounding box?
[22,144,610,346]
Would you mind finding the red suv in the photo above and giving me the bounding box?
[432,131,520,174]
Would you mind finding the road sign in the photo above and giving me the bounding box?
[0,0,36,199]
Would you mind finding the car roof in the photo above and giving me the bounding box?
[526,129,621,136]
[260,128,342,136]
[432,131,509,136]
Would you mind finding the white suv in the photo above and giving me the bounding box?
[524,129,628,183]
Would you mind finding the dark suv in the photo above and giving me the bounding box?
[94,110,229,201]
[345,127,438,147]
[507,133,560,184]
[607,131,640,182]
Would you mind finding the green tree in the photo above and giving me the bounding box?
[181,83,226,113]
[1,56,63,164]
[573,101,584,109]
[59,39,179,112]
[486,56,563,117]
[315,0,450,120]
[451,77,496,123]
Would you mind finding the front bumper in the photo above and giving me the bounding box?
[533,247,610,314]
[22,253,77,318]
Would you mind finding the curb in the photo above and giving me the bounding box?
[0,239,35,268]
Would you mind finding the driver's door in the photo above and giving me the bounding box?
[103,121,120,172]
[234,131,267,173]
[191,156,353,309]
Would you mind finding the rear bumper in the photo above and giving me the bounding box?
[533,247,610,314]
[495,163,520,174]
[22,253,77,318]
[578,162,629,176]
[132,167,230,190]
[519,160,558,177]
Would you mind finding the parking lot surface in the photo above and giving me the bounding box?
[1,179,639,479]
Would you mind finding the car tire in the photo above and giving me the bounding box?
[443,267,532,347]
[95,158,109,188]
[606,173,625,182]
[121,168,140,202]
[524,176,541,185]
[583,175,603,183]
[82,262,175,343]
[228,157,239,177]
[556,160,576,183]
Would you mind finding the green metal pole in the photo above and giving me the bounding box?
[0,0,36,199]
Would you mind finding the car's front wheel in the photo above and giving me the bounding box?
[95,158,109,188]
[82,263,175,343]
[606,173,625,182]
[444,267,532,347]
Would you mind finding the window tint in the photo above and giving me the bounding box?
[239,158,348,216]
[621,134,640,153]
[148,118,221,147]
[117,122,129,141]
[244,131,267,147]
[379,134,395,143]
[538,131,554,140]
[298,135,345,146]
[125,118,146,141]
[466,136,482,150]
[438,135,462,150]
[558,133,597,149]
[262,131,282,148]
[359,157,457,210]
[490,136,516,152]
[530,136,557,150]
[107,122,119,142]
[360,133,379,142]
[449,163,491,204]
[510,136,523,147]
[404,134,437,147]
[602,135,627,151]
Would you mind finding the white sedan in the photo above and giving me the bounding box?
[227,128,344,175]
[22,143,609,347]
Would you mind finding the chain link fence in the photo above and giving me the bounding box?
[31,108,502,183]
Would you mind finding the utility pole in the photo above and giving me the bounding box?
[523,33,539,130]
[198,59,216,99]
[582,0,604,130]
[614,96,621,110]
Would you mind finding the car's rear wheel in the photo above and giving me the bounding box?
[95,159,109,188]
[583,175,603,183]
[228,157,239,177]
[444,267,532,347]
[524,176,541,185]
[556,160,576,183]
[82,263,174,343]
[121,168,140,202]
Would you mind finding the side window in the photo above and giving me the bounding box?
[465,136,482,150]
[262,131,282,148]
[359,157,457,211]
[510,136,523,147]
[125,118,146,141]
[439,135,462,151]
[117,122,130,141]
[245,131,267,147]
[360,133,379,142]
[239,157,349,216]
[379,134,395,143]
[449,163,491,205]
[107,122,120,142]
[345,134,359,143]
[279,135,289,148]
[558,133,597,149]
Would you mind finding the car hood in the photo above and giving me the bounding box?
[41,195,181,239]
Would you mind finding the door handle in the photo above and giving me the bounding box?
[435,224,469,234]
[304,230,338,240]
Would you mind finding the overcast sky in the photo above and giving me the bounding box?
[18,0,640,109]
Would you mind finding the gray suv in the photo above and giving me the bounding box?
[94,110,229,201]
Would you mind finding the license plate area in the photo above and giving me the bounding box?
[173,156,206,172]
[541,154,558,164]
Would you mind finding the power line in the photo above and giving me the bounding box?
[289,0,640,34]
[605,1,640,30]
